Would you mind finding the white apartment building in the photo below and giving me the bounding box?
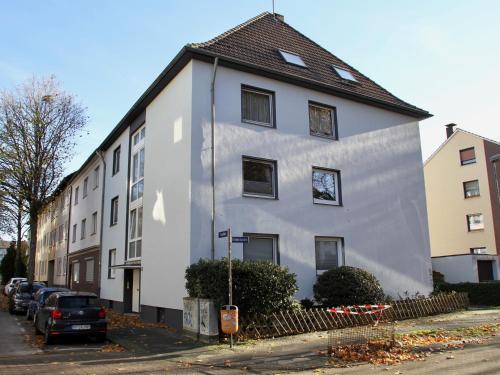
[38,12,434,328]
[67,155,104,294]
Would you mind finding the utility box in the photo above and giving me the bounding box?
[182,297,199,340]
[199,298,219,343]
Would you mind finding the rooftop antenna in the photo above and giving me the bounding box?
[272,0,275,16]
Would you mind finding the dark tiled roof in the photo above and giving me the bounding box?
[189,12,429,118]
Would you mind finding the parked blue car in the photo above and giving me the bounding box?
[27,287,70,321]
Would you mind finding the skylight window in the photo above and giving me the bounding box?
[278,50,306,67]
[332,66,357,82]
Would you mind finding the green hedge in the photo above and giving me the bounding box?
[185,259,298,316]
[436,282,500,306]
[313,266,385,307]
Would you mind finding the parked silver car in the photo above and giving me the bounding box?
[3,277,27,296]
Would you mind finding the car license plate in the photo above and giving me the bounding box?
[72,324,91,330]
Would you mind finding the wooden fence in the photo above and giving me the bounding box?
[238,292,469,340]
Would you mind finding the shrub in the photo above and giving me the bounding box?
[185,258,298,316]
[313,266,385,307]
[435,282,500,306]
[300,298,315,309]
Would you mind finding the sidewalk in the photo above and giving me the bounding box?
[1,308,499,374]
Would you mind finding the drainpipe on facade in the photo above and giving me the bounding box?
[491,154,500,209]
[96,150,107,297]
[210,57,219,260]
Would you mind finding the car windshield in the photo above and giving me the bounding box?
[19,284,45,293]
[58,296,98,308]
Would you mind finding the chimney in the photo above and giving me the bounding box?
[445,123,456,139]
[274,13,284,22]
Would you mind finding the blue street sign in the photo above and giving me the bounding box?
[218,230,228,238]
[232,236,249,243]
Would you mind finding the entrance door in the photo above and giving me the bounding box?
[478,260,494,282]
[132,269,140,313]
[47,260,55,286]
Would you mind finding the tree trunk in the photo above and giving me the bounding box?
[15,202,23,276]
[27,206,38,284]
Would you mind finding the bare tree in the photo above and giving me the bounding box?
[0,76,87,283]
[0,180,29,275]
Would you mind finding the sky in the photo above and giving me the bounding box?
[1,0,499,173]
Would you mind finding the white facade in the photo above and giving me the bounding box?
[189,62,433,299]
[100,130,129,303]
[67,156,103,292]
[68,157,103,254]
[432,254,499,283]
[95,60,432,319]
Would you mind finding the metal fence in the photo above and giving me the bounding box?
[237,292,468,340]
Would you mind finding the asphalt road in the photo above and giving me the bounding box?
[0,310,38,356]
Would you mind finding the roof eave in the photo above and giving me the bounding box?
[186,47,432,120]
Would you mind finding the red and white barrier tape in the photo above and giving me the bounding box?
[328,304,391,315]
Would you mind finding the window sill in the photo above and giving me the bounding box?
[110,222,118,227]
[243,193,278,200]
[313,199,342,206]
[310,132,338,141]
[468,229,485,232]
[464,195,480,199]
[242,119,275,128]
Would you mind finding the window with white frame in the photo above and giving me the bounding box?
[241,86,274,127]
[242,157,277,198]
[110,196,119,226]
[63,255,67,275]
[81,218,86,239]
[108,249,116,279]
[58,224,64,242]
[128,207,143,259]
[83,177,88,198]
[72,261,80,283]
[467,213,484,231]
[91,211,97,235]
[315,237,343,273]
[85,258,94,282]
[312,168,341,205]
[128,126,145,260]
[93,166,100,189]
[243,234,279,264]
[309,102,337,139]
[131,147,145,201]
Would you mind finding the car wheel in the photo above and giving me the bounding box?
[44,325,53,345]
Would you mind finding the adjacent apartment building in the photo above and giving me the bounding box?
[36,12,433,327]
[35,175,72,287]
[425,125,500,283]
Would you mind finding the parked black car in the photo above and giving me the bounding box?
[27,287,70,320]
[34,292,107,344]
[8,282,46,315]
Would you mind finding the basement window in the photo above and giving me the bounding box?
[332,66,357,82]
[278,49,307,67]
